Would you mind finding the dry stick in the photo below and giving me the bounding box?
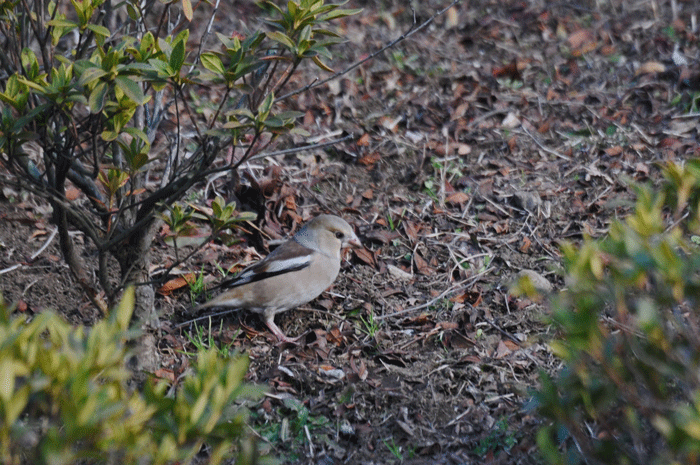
[466,108,509,128]
[189,0,220,71]
[244,133,355,162]
[175,308,243,329]
[672,112,700,118]
[521,125,571,161]
[525,223,560,260]
[30,226,58,261]
[374,267,494,321]
[0,263,22,275]
[483,317,522,346]
[275,0,461,103]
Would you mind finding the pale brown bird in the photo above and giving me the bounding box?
[196,215,361,342]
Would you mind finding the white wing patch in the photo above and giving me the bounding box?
[263,254,311,273]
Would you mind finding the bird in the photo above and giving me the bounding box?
[195,214,362,342]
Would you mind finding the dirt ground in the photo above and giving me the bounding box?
[2,0,700,463]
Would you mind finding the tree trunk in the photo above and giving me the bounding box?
[114,217,161,328]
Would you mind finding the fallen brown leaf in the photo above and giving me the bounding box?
[158,273,197,295]
[357,133,370,146]
[436,321,459,331]
[520,236,532,253]
[358,152,380,166]
[413,252,435,275]
[636,61,665,75]
[446,191,469,206]
[402,220,420,243]
[364,229,400,244]
[494,340,512,358]
[604,146,623,156]
[353,247,376,267]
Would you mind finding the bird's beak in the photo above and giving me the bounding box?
[348,235,362,248]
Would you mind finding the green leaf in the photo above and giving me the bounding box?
[86,23,111,38]
[13,104,50,131]
[0,92,17,110]
[170,39,186,72]
[211,197,224,217]
[126,2,140,20]
[257,92,274,118]
[114,286,135,331]
[200,53,224,74]
[0,358,16,403]
[319,8,362,21]
[312,55,333,72]
[102,129,119,141]
[47,18,79,28]
[20,48,40,80]
[78,66,108,86]
[115,75,147,104]
[266,31,295,50]
[121,127,150,146]
[88,81,108,113]
[147,58,172,77]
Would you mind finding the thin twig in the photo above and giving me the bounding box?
[175,307,242,329]
[189,0,221,71]
[671,112,700,118]
[245,133,355,162]
[483,317,522,346]
[30,226,58,261]
[521,125,571,161]
[0,264,22,275]
[375,266,493,320]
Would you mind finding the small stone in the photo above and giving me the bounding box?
[387,264,413,282]
[515,269,553,293]
[513,191,542,214]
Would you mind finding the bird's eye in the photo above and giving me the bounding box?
[335,231,344,239]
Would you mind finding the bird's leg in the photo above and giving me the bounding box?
[263,314,302,344]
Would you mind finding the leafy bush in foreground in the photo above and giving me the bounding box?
[0,288,267,465]
[535,160,700,464]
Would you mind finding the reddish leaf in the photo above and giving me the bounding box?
[636,61,665,75]
[436,321,458,331]
[157,273,196,295]
[402,220,420,243]
[446,192,469,206]
[365,229,400,244]
[357,133,370,146]
[358,152,380,166]
[604,146,623,156]
[29,229,47,241]
[353,247,376,266]
[520,236,532,253]
[154,368,176,382]
[494,340,512,358]
[414,253,434,275]
[65,185,81,200]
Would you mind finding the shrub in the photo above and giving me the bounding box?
[0,0,358,320]
[0,288,268,465]
[534,160,700,464]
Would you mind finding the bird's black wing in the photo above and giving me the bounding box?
[218,239,313,290]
